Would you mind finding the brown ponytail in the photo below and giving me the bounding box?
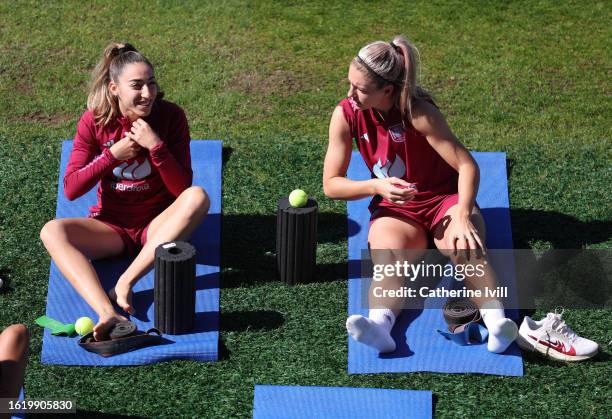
[87,42,164,126]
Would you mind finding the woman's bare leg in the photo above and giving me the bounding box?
[110,186,210,314]
[346,215,428,353]
[40,218,127,340]
[432,205,497,307]
[368,216,429,317]
[433,204,518,352]
[0,324,29,407]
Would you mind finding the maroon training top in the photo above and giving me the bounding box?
[64,100,192,227]
[340,97,459,216]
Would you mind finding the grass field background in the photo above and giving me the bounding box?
[0,0,610,417]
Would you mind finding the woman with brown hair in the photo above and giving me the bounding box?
[40,43,209,341]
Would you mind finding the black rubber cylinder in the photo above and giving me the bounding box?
[154,241,196,334]
[276,197,318,285]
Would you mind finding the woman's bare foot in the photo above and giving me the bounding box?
[108,280,135,315]
[93,312,127,341]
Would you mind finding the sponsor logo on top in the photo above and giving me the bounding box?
[388,123,405,143]
[111,182,151,192]
[373,155,406,179]
[112,158,151,181]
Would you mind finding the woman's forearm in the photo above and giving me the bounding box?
[324,177,377,201]
[64,147,119,201]
[457,161,479,217]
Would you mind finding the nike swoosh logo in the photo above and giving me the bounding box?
[528,334,576,355]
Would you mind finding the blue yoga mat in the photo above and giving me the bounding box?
[253,385,432,419]
[40,140,221,366]
[347,151,523,376]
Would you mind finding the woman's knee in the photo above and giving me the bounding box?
[40,219,67,248]
[1,324,29,351]
[370,236,426,250]
[179,186,210,217]
[369,219,428,250]
[438,246,484,266]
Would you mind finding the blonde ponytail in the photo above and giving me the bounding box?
[352,35,436,121]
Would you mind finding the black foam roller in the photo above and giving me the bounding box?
[276,197,318,285]
[154,241,196,334]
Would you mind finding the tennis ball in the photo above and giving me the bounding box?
[288,189,308,208]
[75,317,94,336]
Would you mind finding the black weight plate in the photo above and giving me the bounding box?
[109,321,137,339]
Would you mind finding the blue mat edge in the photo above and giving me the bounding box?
[253,384,433,419]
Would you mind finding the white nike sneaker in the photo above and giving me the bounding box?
[517,311,599,361]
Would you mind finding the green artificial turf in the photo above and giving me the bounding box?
[0,0,610,417]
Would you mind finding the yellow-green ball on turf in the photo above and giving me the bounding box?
[75,317,94,336]
[289,189,308,208]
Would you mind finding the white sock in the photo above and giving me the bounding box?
[369,308,395,332]
[480,300,518,353]
[346,309,396,353]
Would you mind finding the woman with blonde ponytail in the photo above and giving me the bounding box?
[40,42,210,341]
[323,35,518,354]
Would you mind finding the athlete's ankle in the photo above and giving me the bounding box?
[98,307,119,319]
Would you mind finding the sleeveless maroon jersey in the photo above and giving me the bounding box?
[64,100,192,227]
[340,98,459,226]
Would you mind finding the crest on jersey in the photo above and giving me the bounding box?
[388,123,405,143]
[373,155,406,179]
[112,158,151,180]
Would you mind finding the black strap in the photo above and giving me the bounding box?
[443,299,482,333]
[79,321,163,357]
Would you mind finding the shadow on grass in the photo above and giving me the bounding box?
[592,349,611,363]
[432,393,439,417]
[221,212,348,288]
[221,310,284,332]
[222,260,347,288]
[509,209,611,310]
[217,310,285,361]
[222,146,233,169]
[510,209,611,249]
[218,337,231,361]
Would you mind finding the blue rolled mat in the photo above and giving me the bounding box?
[40,140,221,366]
[347,151,523,376]
[253,385,432,419]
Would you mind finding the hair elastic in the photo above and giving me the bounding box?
[112,43,136,57]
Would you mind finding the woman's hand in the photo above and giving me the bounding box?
[127,118,162,150]
[374,177,417,205]
[447,215,486,260]
[109,136,142,161]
